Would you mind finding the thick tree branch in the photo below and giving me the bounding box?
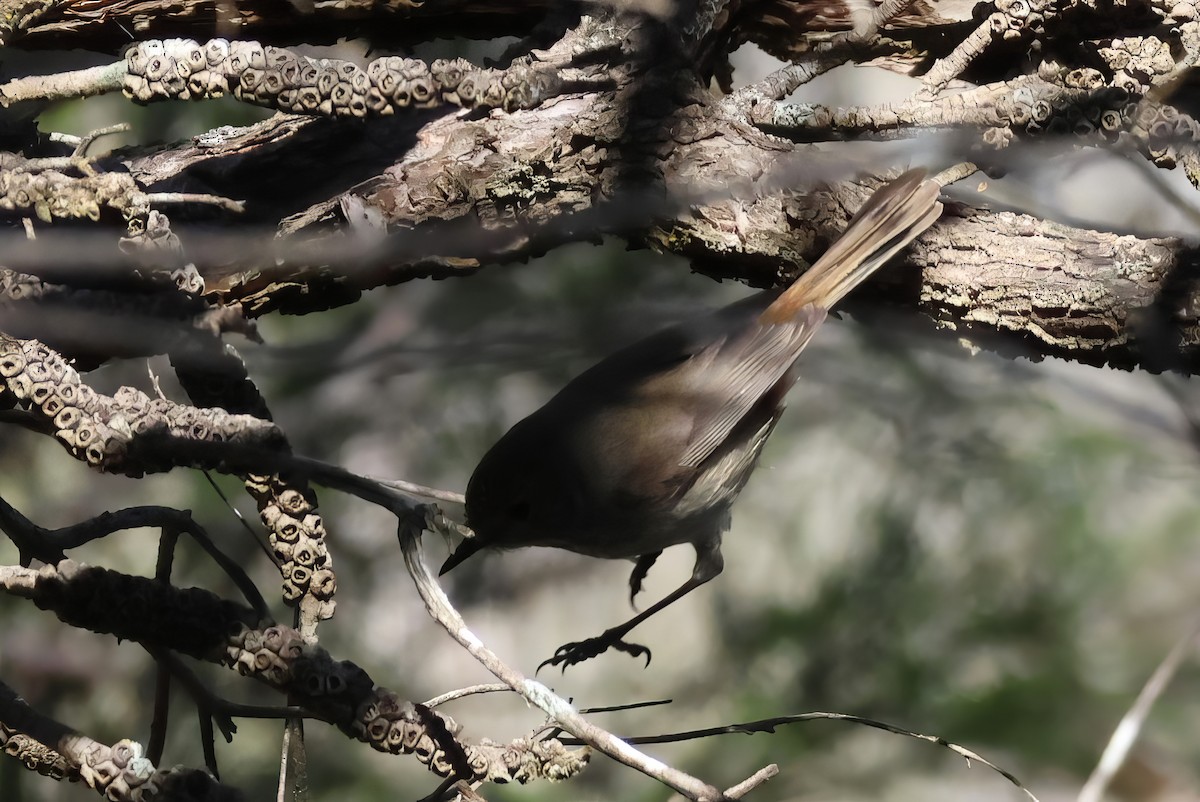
[0,679,241,801]
[115,84,1200,371]
[0,0,550,52]
[0,5,1184,369]
[0,559,590,785]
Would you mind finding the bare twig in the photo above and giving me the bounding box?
[154,649,309,724]
[423,684,512,708]
[69,123,131,158]
[200,471,275,561]
[934,162,980,188]
[278,715,309,802]
[396,513,774,801]
[579,698,674,715]
[852,0,920,39]
[0,62,125,105]
[147,658,171,766]
[454,780,489,802]
[140,192,245,214]
[374,477,466,505]
[1078,614,1200,802]
[197,706,219,778]
[1127,154,1200,230]
[415,775,461,802]
[538,698,676,741]
[559,711,1040,802]
[728,53,850,107]
[0,500,269,619]
[719,764,779,799]
[147,526,181,766]
[921,12,1006,94]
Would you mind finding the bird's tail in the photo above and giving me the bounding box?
[760,170,943,324]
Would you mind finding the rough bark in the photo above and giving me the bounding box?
[3,2,1199,374]
[119,75,1200,372]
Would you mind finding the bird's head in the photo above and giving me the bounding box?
[440,417,579,575]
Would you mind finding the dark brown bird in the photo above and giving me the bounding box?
[442,171,943,670]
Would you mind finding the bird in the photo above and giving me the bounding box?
[440,170,944,670]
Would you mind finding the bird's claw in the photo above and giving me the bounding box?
[537,633,652,673]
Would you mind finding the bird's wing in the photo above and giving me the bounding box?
[677,305,826,468]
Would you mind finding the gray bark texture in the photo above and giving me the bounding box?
[2,0,1199,370]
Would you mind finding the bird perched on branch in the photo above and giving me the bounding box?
[441,170,944,670]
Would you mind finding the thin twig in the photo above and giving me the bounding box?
[63,506,266,618]
[396,512,773,801]
[155,649,311,721]
[934,162,979,188]
[579,698,674,715]
[423,683,512,708]
[146,359,276,565]
[455,781,489,802]
[920,13,1003,95]
[539,698,675,741]
[279,715,309,802]
[414,775,459,802]
[0,494,64,564]
[1077,613,1200,802]
[560,711,1039,802]
[147,525,181,766]
[727,53,850,110]
[197,705,220,779]
[159,651,238,743]
[202,472,277,563]
[374,478,466,505]
[67,123,131,158]
[0,498,268,617]
[0,62,126,106]
[1127,155,1200,231]
[669,765,780,802]
[719,765,779,800]
[141,192,246,214]
[147,659,171,766]
[850,0,920,40]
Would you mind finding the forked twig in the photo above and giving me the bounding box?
[0,499,269,619]
[396,511,776,802]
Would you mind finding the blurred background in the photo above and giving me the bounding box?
[3,35,1200,802]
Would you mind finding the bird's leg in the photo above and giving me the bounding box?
[539,576,708,670]
[627,551,662,608]
[539,542,723,672]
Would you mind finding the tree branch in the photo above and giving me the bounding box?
[116,96,1200,371]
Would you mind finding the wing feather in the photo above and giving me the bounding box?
[678,305,826,468]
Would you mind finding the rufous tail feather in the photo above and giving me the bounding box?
[761,170,943,324]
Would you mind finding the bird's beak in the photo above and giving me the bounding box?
[440,538,484,575]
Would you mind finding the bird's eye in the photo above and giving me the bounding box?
[508,500,531,521]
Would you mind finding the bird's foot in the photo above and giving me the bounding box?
[537,630,651,672]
